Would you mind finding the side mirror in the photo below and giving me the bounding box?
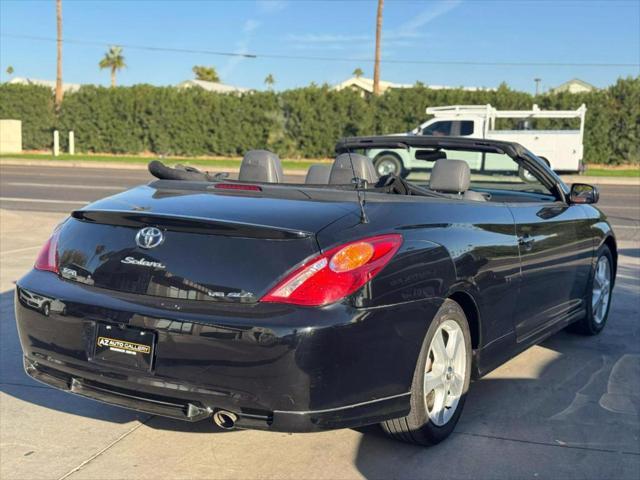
[570,183,599,204]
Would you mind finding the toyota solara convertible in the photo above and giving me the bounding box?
[15,136,616,445]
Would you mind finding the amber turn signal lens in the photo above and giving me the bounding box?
[329,242,375,273]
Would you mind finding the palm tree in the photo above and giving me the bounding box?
[352,67,364,78]
[192,65,220,82]
[264,74,275,89]
[99,46,126,87]
[55,0,63,109]
[373,0,384,96]
[6,66,14,77]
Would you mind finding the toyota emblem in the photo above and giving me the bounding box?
[135,227,164,249]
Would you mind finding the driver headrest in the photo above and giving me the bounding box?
[239,150,284,183]
[328,153,378,185]
[429,159,470,193]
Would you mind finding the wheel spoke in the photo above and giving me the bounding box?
[593,274,601,289]
[431,386,447,424]
[445,328,459,360]
[450,373,464,397]
[598,261,604,281]
[424,372,444,395]
[592,289,602,310]
[431,330,447,362]
[596,299,604,320]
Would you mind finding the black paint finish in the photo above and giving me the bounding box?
[14,139,617,432]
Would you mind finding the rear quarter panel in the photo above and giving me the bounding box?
[317,196,521,375]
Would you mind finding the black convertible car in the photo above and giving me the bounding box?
[15,136,616,445]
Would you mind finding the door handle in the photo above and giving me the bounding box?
[518,234,534,252]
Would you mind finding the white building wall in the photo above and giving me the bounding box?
[0,120,22,154]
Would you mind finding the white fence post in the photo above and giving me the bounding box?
[53,130,59,157]
[69,131,75,155]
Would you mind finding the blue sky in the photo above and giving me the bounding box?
[1,0,638,93]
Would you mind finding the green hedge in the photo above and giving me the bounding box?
[1,77,638,164]
[0,84,56,150]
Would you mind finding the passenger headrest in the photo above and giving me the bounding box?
[239,150,284,183]
[305,164,331,184]
[429,159,470,193]
[328,153,378,185]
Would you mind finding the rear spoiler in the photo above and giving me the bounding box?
[71,210,312,240]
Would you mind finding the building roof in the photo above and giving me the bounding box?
[332,76,492,94]
[176,79,250,94]
[332,76,412,94]
[549,78,597,93]
[6,77,83,92]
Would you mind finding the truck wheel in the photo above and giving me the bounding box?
[374,153,407,178]
[381,299,472,446]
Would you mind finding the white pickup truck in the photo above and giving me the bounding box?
[367,104,587,177]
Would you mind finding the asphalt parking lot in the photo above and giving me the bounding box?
[1,164,638,480]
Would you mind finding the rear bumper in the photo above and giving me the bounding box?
[16,270,439,432]
[23,357,410,431]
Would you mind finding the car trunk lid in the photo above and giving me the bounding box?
[55,182,359,302]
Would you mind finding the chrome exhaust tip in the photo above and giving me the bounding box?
[212,410,238,430]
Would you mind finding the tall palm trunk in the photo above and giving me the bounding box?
[373,0,384,96]
[55,0,63,109]
[111,68,116,87]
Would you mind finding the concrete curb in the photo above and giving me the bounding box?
[1,158,638,185]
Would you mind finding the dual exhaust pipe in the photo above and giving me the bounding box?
[212,410,238,430]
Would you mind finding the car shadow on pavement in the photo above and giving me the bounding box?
[3,276,639,469]
[0,290,229,434]
[353,307,640,479]
[354,342,640,478]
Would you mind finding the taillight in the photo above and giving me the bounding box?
[34,229,61,273]
[261,234,402,306]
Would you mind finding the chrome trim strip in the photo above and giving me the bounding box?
[274,392,411,415]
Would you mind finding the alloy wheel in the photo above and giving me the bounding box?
[592,256,611,324]
[423,319,466,426]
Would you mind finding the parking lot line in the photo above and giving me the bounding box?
[0,197,88,205]
[0,246,41,256]
[5,182,125,190]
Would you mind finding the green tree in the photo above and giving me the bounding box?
[99,46,126,87]
[352,67,364,78]
[264,74,275,89]
[2,77,637,163]
[6,66,14,77]
[192,65,220,82]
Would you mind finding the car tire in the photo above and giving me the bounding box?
[569,245,614,335]
[381,299,472,445]
[374,153,407,178]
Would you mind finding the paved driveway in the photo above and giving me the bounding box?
[1,165,638,479]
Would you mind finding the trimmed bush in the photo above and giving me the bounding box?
[0,84,56,149]
[1,77,638,164]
